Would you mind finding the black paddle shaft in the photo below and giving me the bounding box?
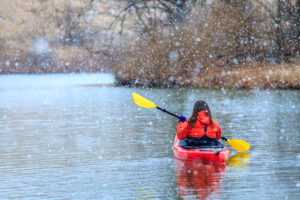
[221,136,228,141]
[156,107,180,119]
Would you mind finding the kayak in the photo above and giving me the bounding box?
[173,136,230,163]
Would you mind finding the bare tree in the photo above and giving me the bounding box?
[52,0,99,46]
[256,0,299,62]
[108,0,202,33]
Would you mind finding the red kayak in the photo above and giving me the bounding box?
[173,136,230,163]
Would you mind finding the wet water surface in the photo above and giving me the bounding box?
[0,74,299,199]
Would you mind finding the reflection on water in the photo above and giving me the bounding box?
[174,153,250,200]
[174,159,226,200]
[228,153,250,167]
[0,73,300,199]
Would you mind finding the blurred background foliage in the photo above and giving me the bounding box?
[0,0,299,87]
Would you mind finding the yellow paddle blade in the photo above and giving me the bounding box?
[132,92,157,108]
[227,139,250,152]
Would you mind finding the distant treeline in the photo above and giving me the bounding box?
[0,0,119,73]
[112,0,299,88]
[0,0,299,89]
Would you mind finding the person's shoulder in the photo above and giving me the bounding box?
[212,118,220,126]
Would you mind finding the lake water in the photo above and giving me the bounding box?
[0,73,299,199]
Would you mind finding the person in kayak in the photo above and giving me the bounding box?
[176,100,223,149]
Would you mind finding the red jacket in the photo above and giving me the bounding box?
[177,110,221,140]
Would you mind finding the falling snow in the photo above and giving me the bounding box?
[0,1,300,198]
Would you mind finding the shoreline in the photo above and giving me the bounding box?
[1,62,299,90]
[115,62,300,90]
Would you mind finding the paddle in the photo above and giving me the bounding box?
[132,92,250,152]
[220,136,250,152]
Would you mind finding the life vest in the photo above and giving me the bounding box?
[176,110,221,140]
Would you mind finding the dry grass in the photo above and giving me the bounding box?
[112,1,299,89]
[190,61,300,89]
[115,57,300,89]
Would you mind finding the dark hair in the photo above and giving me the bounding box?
[188,100,214,128]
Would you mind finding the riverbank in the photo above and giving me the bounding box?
[190,62,300,89]
[1,61,299,90]
[115,61,300,89]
